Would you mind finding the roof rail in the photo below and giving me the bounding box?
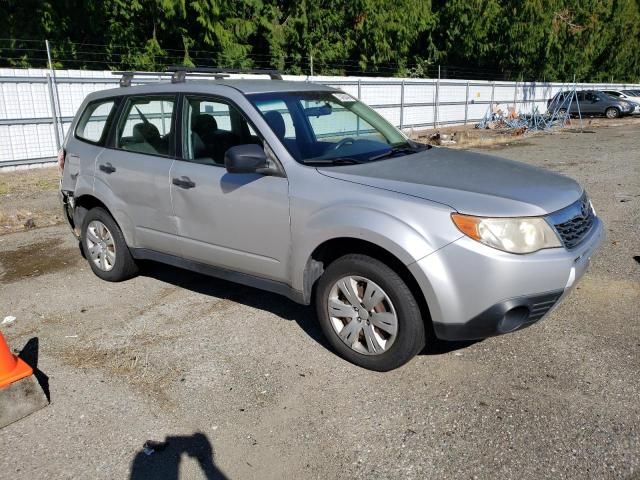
[166,66,283,81]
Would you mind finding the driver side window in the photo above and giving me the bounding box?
[183,97,262,166]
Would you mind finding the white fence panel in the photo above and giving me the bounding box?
[1,68,639,167]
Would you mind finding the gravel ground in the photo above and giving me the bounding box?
[0,123,638,479]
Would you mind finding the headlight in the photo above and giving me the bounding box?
[451,213,562,254]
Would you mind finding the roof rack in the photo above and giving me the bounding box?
[165,66,283,82]
[111,71,170,87]
[113,67,283,88]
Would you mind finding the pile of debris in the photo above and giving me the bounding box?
[475,103,570,135]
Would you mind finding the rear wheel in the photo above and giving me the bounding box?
[605,107,620,119]
[315,254,426,371]
[81,207,138,281]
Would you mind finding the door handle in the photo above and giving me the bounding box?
[99,163,116,174]
[172,176,196,189]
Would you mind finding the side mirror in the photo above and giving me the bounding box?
[225,144,269,174]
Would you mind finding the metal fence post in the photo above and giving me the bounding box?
[464,81,469,125]
[435,65,441,128]
[399,80,405,130]
[356,79,362,135]
[513,80,518,111]
[45,39,63,145]
[490,81,495,113]
[46,73,61,150]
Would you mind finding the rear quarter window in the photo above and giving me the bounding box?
[75,99,116,144]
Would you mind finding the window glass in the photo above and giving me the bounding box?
[183,97,261,165]
[249,91,407,164]
[76,99,115,143]
[251,100,296,138]
[117,96,175,156]
[302,98,382,143]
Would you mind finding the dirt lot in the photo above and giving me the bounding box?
[0,122,639,479]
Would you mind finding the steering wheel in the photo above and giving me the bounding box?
[332,137,356,151]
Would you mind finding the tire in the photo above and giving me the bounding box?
[605,107,620,119]
[81,207,138,282]
[315,254,426,371]
[557,108,567,116]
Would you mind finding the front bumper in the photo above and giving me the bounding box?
[409,217,604,341]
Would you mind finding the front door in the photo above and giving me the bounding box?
[170,95,291,282]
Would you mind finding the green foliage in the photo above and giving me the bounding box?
[0,0,639,82]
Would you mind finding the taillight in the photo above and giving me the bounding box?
[57,149,66,170]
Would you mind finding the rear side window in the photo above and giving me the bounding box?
[75,99,116,144]
[116,96,176,156]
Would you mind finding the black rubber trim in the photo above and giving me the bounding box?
[131,248,306,304]
[433,289,564,341]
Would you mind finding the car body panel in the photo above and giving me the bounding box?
[169,159,291,282]
[285,167,462,293]
[408,216,604,327]
[316,148,583,217]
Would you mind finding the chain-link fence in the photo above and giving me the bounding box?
[1,68,639,168]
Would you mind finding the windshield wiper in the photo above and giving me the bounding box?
[302,157,362,165]
[367,142,430,162]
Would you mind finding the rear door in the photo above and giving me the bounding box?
[96,94,180,255]
[62,98,118,192]
[169,95,291,282]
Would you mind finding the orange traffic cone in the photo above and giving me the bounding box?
[0,332,49,428]
[0,333,33,389]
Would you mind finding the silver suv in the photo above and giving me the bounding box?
[60,70,603,371]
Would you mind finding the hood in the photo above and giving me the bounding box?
[317,148,583,217]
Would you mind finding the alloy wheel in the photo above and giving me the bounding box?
[327,275,398,355]
[85,220,117,272]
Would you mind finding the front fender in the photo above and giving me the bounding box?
[290,204,449,293]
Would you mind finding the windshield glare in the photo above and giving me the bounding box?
[248,91,410,164]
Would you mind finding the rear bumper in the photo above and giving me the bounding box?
[409,217,604,341]
[59,190,80,239]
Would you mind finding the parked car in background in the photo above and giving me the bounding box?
[59,69,604,371]
[547,89,635,118]
[601,89,640,114]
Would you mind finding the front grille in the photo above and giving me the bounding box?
[549,194,595,249]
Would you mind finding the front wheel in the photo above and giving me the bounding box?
[81,207,138,282]
[605,107,620,119]
[315,254,426,371]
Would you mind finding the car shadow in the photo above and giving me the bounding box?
[129,432,227,480]
[138,260,477,359]
[419,338,479,355]
[138,261,329,349]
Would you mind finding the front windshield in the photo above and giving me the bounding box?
[248,91,421,164]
